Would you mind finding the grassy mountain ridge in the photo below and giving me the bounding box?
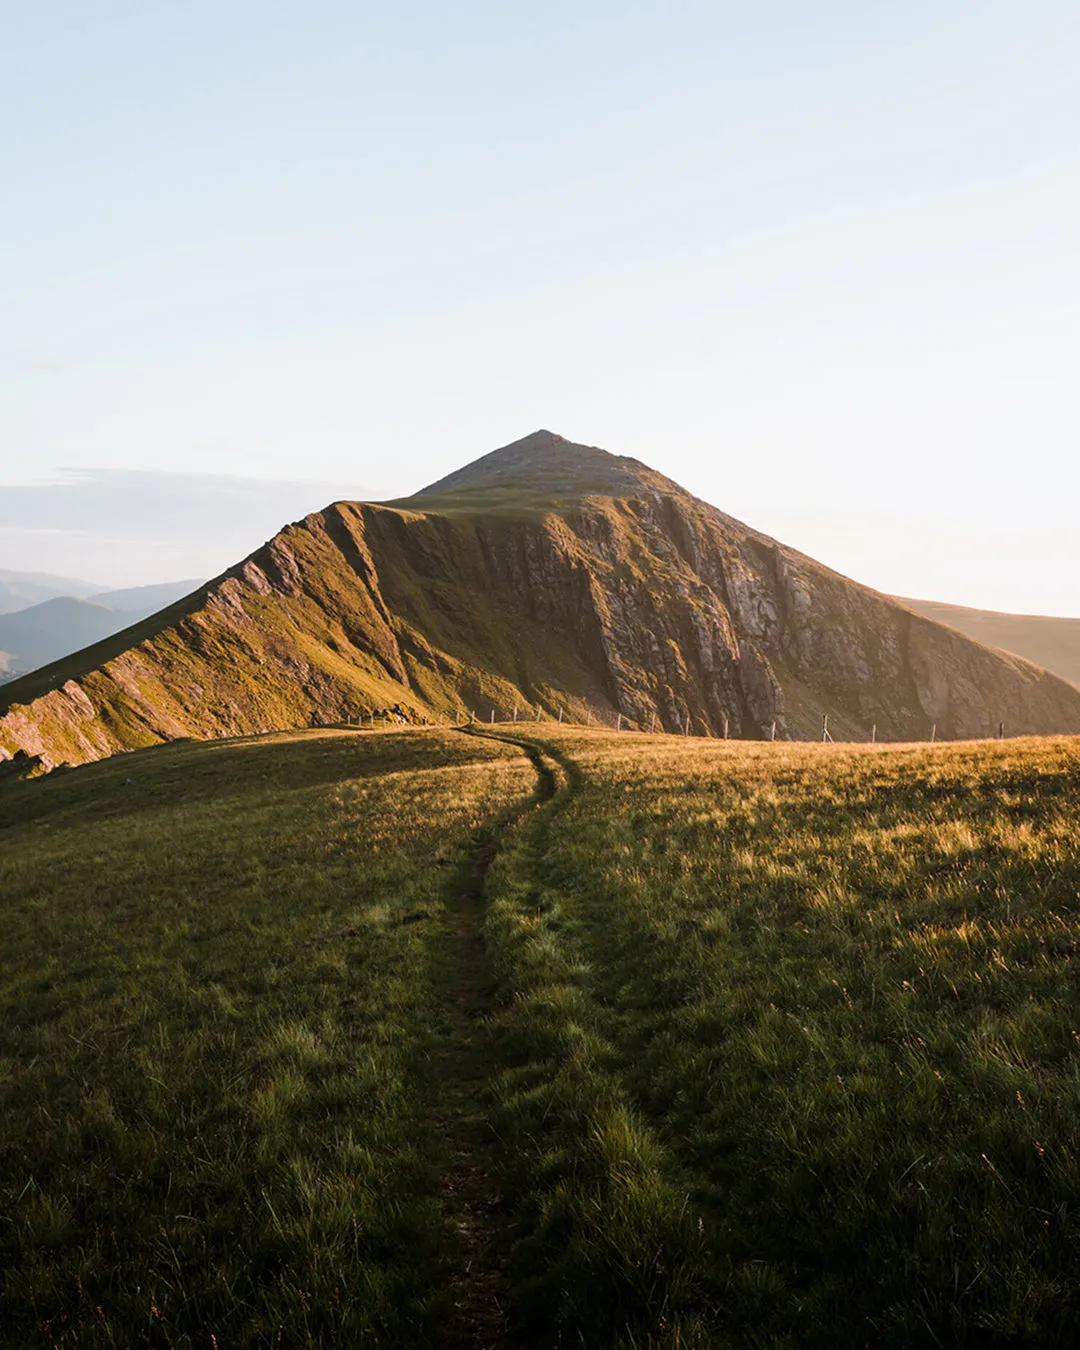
[900,596,1080,690]
[3,430,1080,769]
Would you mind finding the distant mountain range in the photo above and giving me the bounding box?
[899,598,1080,691]
[2,430,1078,770]
[0,568,103,616]
[0,579,205,683]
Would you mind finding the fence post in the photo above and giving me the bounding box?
[650,712,656,733]
[490,709,495,724]
[871,724,876,743]
[586,710,591,727]
[822,714,829,743]
[724,717,729,741]
[931,723,937,743]
[770,720,776,742]
[999,721,1005,740]
[616,713,621,732]
[558,707,563,724]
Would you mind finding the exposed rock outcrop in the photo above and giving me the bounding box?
[3,430,1079,768]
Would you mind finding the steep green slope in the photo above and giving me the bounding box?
[3,430,1080,769]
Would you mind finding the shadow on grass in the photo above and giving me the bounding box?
[0,728,505,834]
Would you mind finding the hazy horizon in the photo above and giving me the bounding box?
[4,3,1078,611]
[1,446,1078,619]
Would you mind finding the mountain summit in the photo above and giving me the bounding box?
[3,431,1079,768]
[417,429,664,499]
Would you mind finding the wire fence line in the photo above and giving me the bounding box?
[336,706,1014,745]
[454,708,1011,744]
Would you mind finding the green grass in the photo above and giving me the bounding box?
[0,728,533,1347]
[6,724,1080,1346]
[482,729,1080,1346]
[483,746,709,1346]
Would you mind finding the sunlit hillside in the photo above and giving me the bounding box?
[5,434,1080,775]
[4,722,1080,1345]
[902,597,1080,691]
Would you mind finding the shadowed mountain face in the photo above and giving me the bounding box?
[3,431,1080,768]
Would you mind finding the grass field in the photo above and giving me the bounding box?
[485,729,1080,1346]
[0,728,534,1346]
[4,724,1080,1346]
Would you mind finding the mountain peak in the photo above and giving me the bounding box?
[7,428,1080,771]
[415,429,662,500]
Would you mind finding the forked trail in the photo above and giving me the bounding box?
[429,735,558,1348]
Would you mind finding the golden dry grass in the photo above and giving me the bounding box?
[484,729,1080,1345]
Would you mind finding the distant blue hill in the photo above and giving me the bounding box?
[0,579,205,681]
[0,568,103,616]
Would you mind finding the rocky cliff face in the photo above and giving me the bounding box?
[3,430,1079,768]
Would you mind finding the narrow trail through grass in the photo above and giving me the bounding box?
[12,725,1078,1344]
[431,733,558,1348]
[0,728,539,1346]
[480,732,714,1347]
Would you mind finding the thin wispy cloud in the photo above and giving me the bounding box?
[0,467,372,588]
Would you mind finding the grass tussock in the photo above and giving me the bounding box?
[484,730,1080,1346]
[0,728,532,1347]
[6,723,1080,1346]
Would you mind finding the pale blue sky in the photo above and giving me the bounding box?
[2,2,1078,609]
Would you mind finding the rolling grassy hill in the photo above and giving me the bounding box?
[2,431,1079,772]
[901,597,1080,690]
[4,722,1080,1345]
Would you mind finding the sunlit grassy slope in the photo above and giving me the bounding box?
[902,596,1080,690]
[4,724,1080,1346]
[0,728,533,1347]
[485,728,1080,1346]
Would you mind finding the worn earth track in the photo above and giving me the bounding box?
[430,732,560,1348]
